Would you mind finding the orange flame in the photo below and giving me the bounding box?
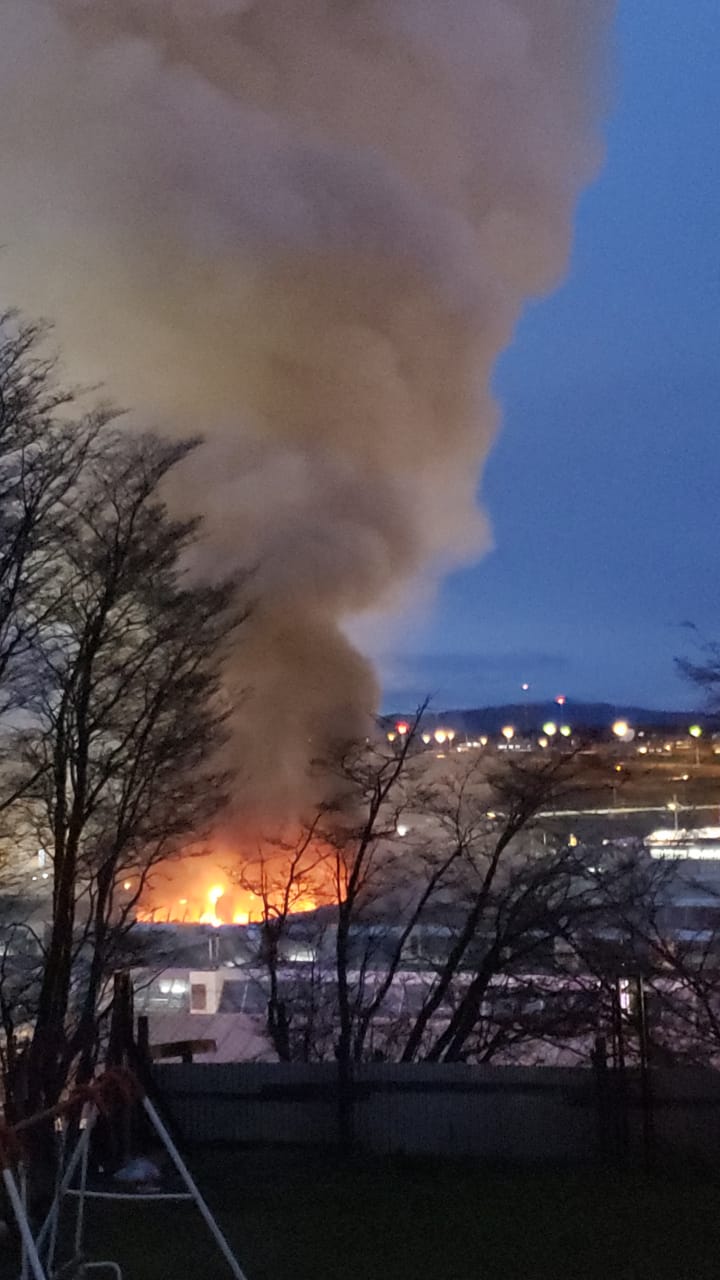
[136,878,262,927]
[136,842,330,926]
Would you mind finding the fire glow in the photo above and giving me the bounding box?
[135,879,256,927]
[134,848,325,927]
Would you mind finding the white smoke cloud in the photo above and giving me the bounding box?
[0,0,613,815]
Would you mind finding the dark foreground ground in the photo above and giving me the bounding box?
[68,1148,720,1280]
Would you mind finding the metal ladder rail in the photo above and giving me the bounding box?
[13,1096,250,1280]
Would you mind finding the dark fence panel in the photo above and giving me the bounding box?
[153,1062,720,1164]
[152,1063,619,1161]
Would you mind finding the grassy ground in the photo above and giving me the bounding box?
[68,1148,720,1280]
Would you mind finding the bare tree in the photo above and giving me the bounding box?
[241,728,628,1088]
[676,628,720,713]
[610,635,720,1061]
[238,818,329,1060]
[3,426,244,1115]
[584,849,720,1067]
[392,750,584,1062]
[326,716,427,1079]
[0,314,109,802]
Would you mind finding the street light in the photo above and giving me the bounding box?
[434,729,447,745]
[542,721,557,737]
[501,725,515,744]
[421,732,432,745]
[520,682,531,732]
[612,720,630,739]
[560,725,572,738]
[538,736,548,749]
[689,724,702,765]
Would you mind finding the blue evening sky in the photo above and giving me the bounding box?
[381,0,720,713]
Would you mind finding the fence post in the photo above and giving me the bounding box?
[591,1033,609,1164]
[636,975,655,1171]
[336,1055,355,1154]
[610,980,630,1165]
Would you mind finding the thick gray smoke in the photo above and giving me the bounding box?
[0,0,612,817]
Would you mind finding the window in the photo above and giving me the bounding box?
[191,983,207,1012]
[242,981,270,1014]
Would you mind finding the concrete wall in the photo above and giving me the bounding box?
[152,1062,720,1163]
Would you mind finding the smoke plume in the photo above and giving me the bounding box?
[0,0,613,817]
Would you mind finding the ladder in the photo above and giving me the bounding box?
[2,1086,249,1280]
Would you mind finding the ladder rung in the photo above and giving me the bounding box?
[63,1189,194,1202]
